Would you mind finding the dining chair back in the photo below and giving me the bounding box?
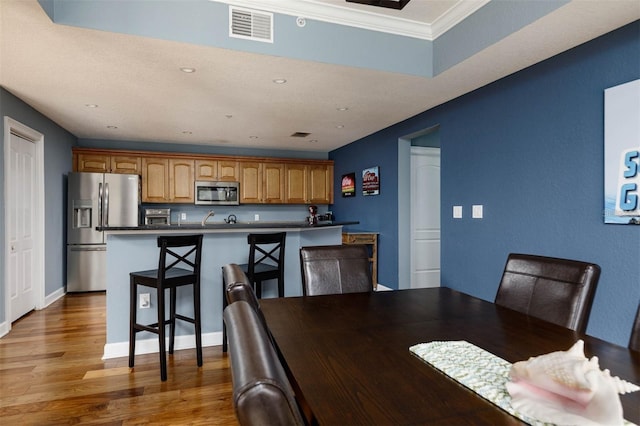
[221,263,267,352]
[129,234,204,381]
[494,253,600,333]
[630,304,640,352]
[238,232,287,298]
[224,300,305,426]
[299,244,373,296]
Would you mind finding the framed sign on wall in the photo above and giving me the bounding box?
[362,166,380,196]
[342,172,356,197]
[604,79,640,224]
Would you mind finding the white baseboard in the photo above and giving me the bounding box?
[0,320,8,339]
[44,287,65,308]
[375,283,392,291]
[103,331,223,360]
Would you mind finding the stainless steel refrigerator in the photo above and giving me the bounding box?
[67,172,140,292]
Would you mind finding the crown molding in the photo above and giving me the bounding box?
[212,0,488,41]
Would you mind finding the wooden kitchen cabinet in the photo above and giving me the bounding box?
[285,164,307,204]
[195,159,218,181]
[169,159,194,202]
[141,157,169,202]
[239,161,262,203]
[218,160,239,181]
[76,152,141,174]
[196,159,238,182]
[285,163,333,204]
[240,161,286,204]
[76,153,110,173]
[142,158,194,203]
[308,164,333,204]
[73,147,333,205]
[111,155,141,174]
[263,162,286,203]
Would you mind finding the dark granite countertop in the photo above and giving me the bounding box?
[97,221,358,232]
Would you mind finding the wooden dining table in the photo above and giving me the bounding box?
[260,287,640,425]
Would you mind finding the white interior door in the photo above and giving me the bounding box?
[410,147,440,288]
[8,132,37,321]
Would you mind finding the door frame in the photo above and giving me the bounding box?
[3,116,45,335]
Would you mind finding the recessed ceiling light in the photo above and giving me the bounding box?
[336,107,349,111]
[85,104,98,108]
[225,114,233,119]
[273,78,287,84]
[180,67,196,73]
[336,124,345,129]
[249,136,258,139]
[182,131,192,135]
[310,139,318,143]
[106,125,118,129]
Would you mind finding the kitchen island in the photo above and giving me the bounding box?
[99,221,356,359]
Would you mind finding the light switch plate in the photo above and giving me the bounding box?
[453,206,462,219]
[254,214,260,221]
[180,213,187,220]
[472,205,483,219]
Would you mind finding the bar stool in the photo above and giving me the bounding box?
[129,234,203,381]
[238,232,286,298]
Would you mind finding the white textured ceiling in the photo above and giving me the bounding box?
[0,0,639,152]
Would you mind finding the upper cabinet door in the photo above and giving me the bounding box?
[77,153,110,173]
[239,161,262,203]
[218,160,239,181]
[263,162,286,204]
[141,157,169,202]
[169,159,195,203]
[195,159,218,181]
[285,164,307,204]
[111,155,141,175]
[307,164,333,204]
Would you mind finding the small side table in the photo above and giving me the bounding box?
[342,232,378,290]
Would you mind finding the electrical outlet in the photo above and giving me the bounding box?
[180,212,187,220]
[139,293,150,309]
[254,214,260,221]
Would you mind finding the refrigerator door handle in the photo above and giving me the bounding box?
[98,182,104,227]
[104,182,110,226]
[69,246,107,252]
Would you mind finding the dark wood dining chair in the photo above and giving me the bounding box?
[221,263,268,353]
[299,244,373,296]
[630,304,640,352]
[494,253,600,333]
[238,232,286,298]
[224,300,305,426]
[129,234,203,381]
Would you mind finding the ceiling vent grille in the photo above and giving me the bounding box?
[229,6,273,43]
[291,132,311,138]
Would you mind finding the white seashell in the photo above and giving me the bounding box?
[507,339,639,426]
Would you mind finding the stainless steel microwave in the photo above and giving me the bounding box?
[195,181,240,205]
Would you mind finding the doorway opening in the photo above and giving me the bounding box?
[397,125,441,290]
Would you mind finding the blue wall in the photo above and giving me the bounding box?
[330,21,640,347]
[0,87,77,325]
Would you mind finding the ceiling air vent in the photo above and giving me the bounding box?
[291,132,311,138]
[229,6,273,43]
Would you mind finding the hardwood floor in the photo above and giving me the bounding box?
[0,293,239,425]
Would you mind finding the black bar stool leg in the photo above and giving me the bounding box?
[169,287,176,354]
[157,286,167,381]
[278,276,284,297]
[194,281,203,366]
[129,276,137,368]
